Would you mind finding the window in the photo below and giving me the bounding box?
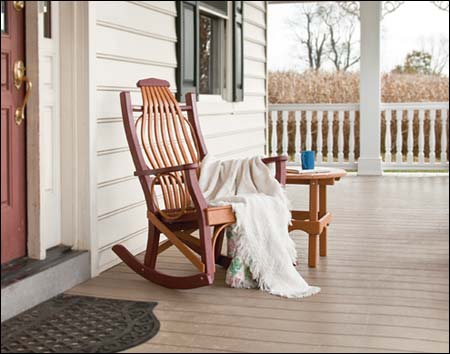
[199,13,223,95]
[176,1,244,101]
[43,1,52,38]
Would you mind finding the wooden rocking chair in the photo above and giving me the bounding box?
[112,78,287,289]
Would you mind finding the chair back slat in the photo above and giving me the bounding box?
[133,79,199,217]
[155,88,183,166]
[140,86,199,169]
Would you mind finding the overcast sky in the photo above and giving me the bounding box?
[268,1,449,75]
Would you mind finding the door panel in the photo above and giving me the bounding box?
[1,0,27,264]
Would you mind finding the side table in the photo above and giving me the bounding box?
[287,168,347,267]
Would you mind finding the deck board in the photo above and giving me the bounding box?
[68,176,449,353]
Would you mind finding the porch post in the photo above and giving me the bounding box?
[358,1,383,176]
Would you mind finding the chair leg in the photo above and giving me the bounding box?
[198,221,216,278]
[144,223,160,269]
[213,229,233,269]
[214,228,226,263]
[112,245,212,289]
[112,219,214,289]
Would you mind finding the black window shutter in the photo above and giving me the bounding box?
[233,1,244,102]
[176,1,199,101]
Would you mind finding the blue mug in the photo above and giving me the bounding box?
[301,151,315,170]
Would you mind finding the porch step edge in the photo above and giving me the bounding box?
[1,251,90,322]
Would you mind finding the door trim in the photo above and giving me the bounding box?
[24,1,96,275]
[25,1,64,260]
[25,1,96,268]
[25,1,43,259]
[60,1,97,275]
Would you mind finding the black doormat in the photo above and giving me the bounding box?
[1,294,160,353]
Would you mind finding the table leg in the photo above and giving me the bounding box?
[319,184,327,257]
[308,181,319,268]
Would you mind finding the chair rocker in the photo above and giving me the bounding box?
[113,78,288,289]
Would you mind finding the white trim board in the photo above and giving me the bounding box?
[40,1,62,250]
[59,1,97,276]
[24,1,62,259]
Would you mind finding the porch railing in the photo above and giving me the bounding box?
[267,102,449,171]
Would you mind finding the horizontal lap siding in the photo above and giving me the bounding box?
[94,1,267,273]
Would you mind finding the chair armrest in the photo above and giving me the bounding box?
[134,163,199,177]
[261,156,288,164]
[179,104,193,112]
[262,155,287,185]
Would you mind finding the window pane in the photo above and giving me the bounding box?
[43,1,52,38]
[183,6,195,83]
[200,14,213,94]
[1,1,7,34]
[236,24,242,89]
[200,13,223,95]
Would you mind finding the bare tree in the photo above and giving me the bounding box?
[328,22,360,71]
[425,2,449,75]
[288,4,328,71]
[420,35,449,75]
[288,2,405,72]
[322,3,360,71]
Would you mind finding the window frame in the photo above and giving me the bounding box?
[198,10,225,96]
[199,2,229,20]
[176,1,243,102]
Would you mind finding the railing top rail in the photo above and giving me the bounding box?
[381,102,449,110]
[269,102,449,112]
[269,103,359,111]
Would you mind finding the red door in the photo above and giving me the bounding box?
[1,0,27,264]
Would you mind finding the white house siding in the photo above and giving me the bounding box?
[93,1,267,274]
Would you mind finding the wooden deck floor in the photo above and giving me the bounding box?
[68,176,449,353]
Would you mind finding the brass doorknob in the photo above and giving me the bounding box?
[14,60,32,126]
[13,1,24,11]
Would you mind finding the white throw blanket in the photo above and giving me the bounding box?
[198,154,320,298]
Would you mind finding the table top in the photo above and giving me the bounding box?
[286,167,347,181]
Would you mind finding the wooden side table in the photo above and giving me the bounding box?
[287,168,347,268]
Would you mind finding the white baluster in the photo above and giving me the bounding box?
[337,111,345,163]
[271,111,278,157]
[349,111,356,164]
[418,110,425,164]
[385,110,392,164]
[306,111,312,151]
[407,109,414,164]
[282,111,289,157]
[327,111,334,163]
[294,111,301,163]
[429,110,436,164]
[441,109,448,165]
[317,111,324,164]
[396,110,403,164]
